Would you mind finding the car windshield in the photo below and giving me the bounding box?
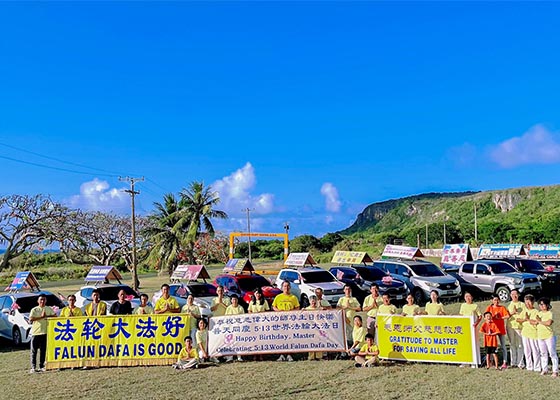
[408,263,445,277]
[520,260,546,272]
[489,262,517,274]
[237,276,271,292]
[188,284,217,297]
[98,286,139,300]
[16,294,65,313]
[301,270,336,283]
[355,267,386,281]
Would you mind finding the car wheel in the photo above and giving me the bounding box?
[413,289,425,305]
[300,294,309,309]
[495,286,511,302]
[12,326,22,346]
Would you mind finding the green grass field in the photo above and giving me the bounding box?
[2,271,560,399]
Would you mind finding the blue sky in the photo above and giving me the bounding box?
[1,1,560,238]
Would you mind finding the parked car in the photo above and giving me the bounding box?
[151,282,217,317]
[74,284,141,311]
[498,258,560,295]
[329,265,409,305]
[275,267,345,308]
[451,260,541,301]
[213,273,281,310]
[374,259,461,305]
[540,259,560,270]
[0,291,65,345]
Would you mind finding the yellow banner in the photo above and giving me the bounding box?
[46,314,191,370]
[377,314,478,364]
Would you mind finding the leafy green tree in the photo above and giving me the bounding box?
[290,235,320,253]
[143,193,187,276]
[179,181,227,263]
[319,232,344,252]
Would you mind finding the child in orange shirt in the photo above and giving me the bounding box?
[480,311,500,369]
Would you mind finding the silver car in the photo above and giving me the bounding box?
[0,291,65,345]
[151,282,217,318]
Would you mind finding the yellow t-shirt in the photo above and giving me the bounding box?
[402,304,420,316]
[30,306,56,336]
[337,296,361,322]
[60,306,83,318]
[196,329,208,349]
[85,301,107,316]
[154,296,180,313]
[133,305,154,315]
[248,301,270,313]
[304,305,320,311]
[521,308,539,339]
[272,293,299,311]
[425,302,445,316]
[362,295,382,317]
[211,297,231,316]
[377,304,397,315]
[177,347,198,361]
[359,343,379,360]
[537,310,554,340]
[319,299,331,309]
[225,304,245,315]
[459,303,481,318]
[181,304,201,329]
[508,301,526,330]
[352,326,367,347]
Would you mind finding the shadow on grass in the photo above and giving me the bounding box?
[0,338,27,353]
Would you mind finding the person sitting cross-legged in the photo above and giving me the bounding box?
[355,334,379,367]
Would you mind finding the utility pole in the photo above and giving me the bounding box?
[120,176,144,291]
[243,208,255,262]
[474,202,478,245]
[425,223,429,249]
[284,222,290,255]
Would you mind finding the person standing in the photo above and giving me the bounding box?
[337,285,361,341]
[480,311,500,370]
[304,295,322,361]
[507,289,526,369]
[133,293,154,315]
[154,284,180,314]
[181,294,201,345]
[536,297,558,377]
[459,292,482,325]
[109,290,133,315]
[210,285,230,317]
[362,285,381,337]
[85,289,107,316]
[485,296,510,369]
[314,288,331,310]
[248,288,270,313]
[29,295,56,373]
[424,290,445,316]
[401,294,420,317]
[60,294,83,317]
[519,294,541,372]
[272,281,299,362]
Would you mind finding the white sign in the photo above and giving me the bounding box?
[285,252,316,267]
[208,310,347,356]
[382,245,424,259]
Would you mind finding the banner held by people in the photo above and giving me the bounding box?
[208,309,346,357]
[377,314,478,365]
[46,314,191,369]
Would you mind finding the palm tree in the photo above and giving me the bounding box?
[179,181,228,263]
[143,193,189,276]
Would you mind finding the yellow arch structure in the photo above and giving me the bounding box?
[229,232,289,261]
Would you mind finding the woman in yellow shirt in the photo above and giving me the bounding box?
[402,294,420,317]
[518,294,541,372]
[536,297,558,377]
[424,290,445,316]
[459,292,482,326]
[248,288,270,313]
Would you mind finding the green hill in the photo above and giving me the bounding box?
[340,185,560,246]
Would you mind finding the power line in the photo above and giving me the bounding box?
[0,141,136,177]
[0,154,119,177]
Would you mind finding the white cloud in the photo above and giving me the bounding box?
[489,125,560,168]
[66,178,129,212]
[320,182,341,212]
[212,162,275,215]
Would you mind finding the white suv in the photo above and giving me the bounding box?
[275,267,345,308]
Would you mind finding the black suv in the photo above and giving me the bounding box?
[500,258,560,295]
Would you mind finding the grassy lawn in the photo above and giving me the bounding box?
[2,271,560,399]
